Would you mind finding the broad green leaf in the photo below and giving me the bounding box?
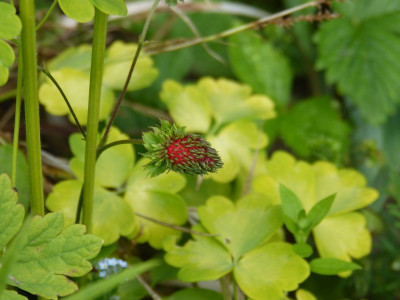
[103,41,158,91]
[160,78,275,133]
[0,290,27,300]
[279,184,305,225]
[253,151,315,211]
[125,159,187,248]
[310,258,361,275]
[296,289,317,300]
[0,174,24,249]
[305,194,336,231]
[312,161,378,216]
[9,212,103,298]
[165,288,223,300]
[197,195,282,259]
[39,67,114,124]
[253,151,378,216]
[47,45,92,72]
[0,40,14,86]
[253,151,378,264]
[0,3,22,39]
[208,120,268,183]
[69,127,135,188]
[179,176,231,207]
[313,212,371,263]
[229,30,293,107]
[164,233,233,282]
[199,77,276,126]
[89,0,127,16]
[292,243,313,258]
[160,80,211,133]
[234,242,310,300]
[59,0,95,22]
[315,0,400,124]
[0,144,30,209]
[279,97,351,163]
[46,180,135,245]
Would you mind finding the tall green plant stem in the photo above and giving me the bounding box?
[82,9,108,233]
[19,0,44,216]
[11,42,23,186]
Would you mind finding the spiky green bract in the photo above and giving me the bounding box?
[142,120,223,177]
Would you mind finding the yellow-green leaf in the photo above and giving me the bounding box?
[197,195,282,260]
[296,289,317,300]
[164,232,233,282]
[234,242,310,300]
[103,41,158,91]
[0,290,27,300]
[0,2,22,39]
[160,80,211,133]
[124,159,187,248]
[90,0,127,16]
[38,67,114,124]
[313,212,371,265]
[46,180,135,245]
[69,127,135,188]
[58,0,95,23]
[208,120,268,183]
[0,40,15,86]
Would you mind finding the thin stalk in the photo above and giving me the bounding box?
[135,212,218,237]
[145,0,326,55]
[82,9,108,233]
[39,66,86,138]
[99,0,161,148]
[96,138,143,157]
[20,0,45,216]
[36,0,59,31]
[11,41,23,185]
[233,281,238,300]
[136,276,162,300]
[220,275,232,300]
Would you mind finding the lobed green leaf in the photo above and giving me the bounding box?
[9,212,103,299]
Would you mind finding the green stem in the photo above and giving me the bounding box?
[20,0,44,216]
[99,0,161,148]
[233,281,238,300]
[35,0,59,31]
[39,66,86,138]
[11,41,23,186]
[220,275,232,300]
[82,9,108,232]
[96,138,143,157]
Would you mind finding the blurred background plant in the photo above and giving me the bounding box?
[0,0,399,299]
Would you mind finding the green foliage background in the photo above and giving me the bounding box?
[0,0,399,299]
